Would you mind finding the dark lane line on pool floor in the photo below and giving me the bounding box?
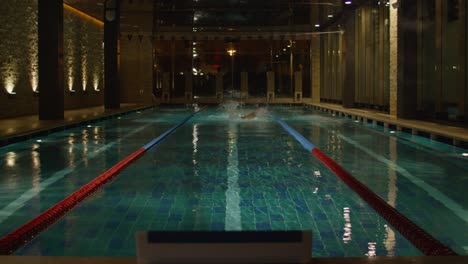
[272,115,458,256]
[0,106,209,255]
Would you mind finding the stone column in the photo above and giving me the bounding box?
[104,0,120,109]
[38,0,64,120]
[389,0,399,116]
[311,37,321,103]
[310,0,321,104]
[390,0,418,118]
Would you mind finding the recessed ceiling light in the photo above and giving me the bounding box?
[315,24,320,27]
[462,153,468,157]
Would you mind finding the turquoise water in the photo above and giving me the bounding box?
[0,106,467,257]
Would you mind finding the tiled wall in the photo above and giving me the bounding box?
[0,0,104,119]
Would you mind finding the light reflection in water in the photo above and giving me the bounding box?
[82,130,89,166]
[383,224,396,256]
[31,151,40,170]
[192,124,199,160]
[365,242,377,257]
[342,207,352,243]
[384,137,398,255]
[225,124,242,230]
[31,150,41,187]
[5,152,17,167]
[93,126,100,142]
[68,137,75,167]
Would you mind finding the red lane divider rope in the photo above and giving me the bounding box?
[273,115,457,256]
[311,148,458,256]
[0,148,145,255]
[0,106,209,255]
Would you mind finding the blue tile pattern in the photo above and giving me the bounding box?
[1,107,466,257]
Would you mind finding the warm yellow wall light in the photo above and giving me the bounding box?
[3,63,18,95]
[227,49,237,57]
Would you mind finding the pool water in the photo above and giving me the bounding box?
[0,105,467,257]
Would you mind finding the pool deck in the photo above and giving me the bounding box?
[0,255,467,264]
[306,102,468,148]
[0,104,154,147]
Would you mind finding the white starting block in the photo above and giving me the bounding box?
[136,230,312,264]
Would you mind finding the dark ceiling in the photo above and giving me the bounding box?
[63,0,349,32]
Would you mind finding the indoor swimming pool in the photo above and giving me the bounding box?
[0,105,467,257]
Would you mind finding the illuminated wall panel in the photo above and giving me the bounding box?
[0,1,104,119]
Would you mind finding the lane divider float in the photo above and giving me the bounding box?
[0,105,208,255]
[273,116,457,256]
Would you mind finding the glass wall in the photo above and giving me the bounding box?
[418,0,436,116]
[441,0,466,120]
[416,0,467,122]
[321,29,343,104]
[353,2,390,110]
[153,38,311,100]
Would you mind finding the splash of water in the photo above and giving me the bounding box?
[255,107,268,118]
[220,101,240,119]
[218,102,269,121]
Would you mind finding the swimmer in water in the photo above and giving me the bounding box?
[241,111,256,119]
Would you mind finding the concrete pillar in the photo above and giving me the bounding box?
[311,37,321,103]
[185,73,193,102]
[38,0,64,120]
[267,71,275,101]
[343,12,355,108]
[240,72,248,99]
[294,71,303,102]
[216,73,223,101]
[104,0,120,109]
[390,0,418,118]
[389,0,399,116]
